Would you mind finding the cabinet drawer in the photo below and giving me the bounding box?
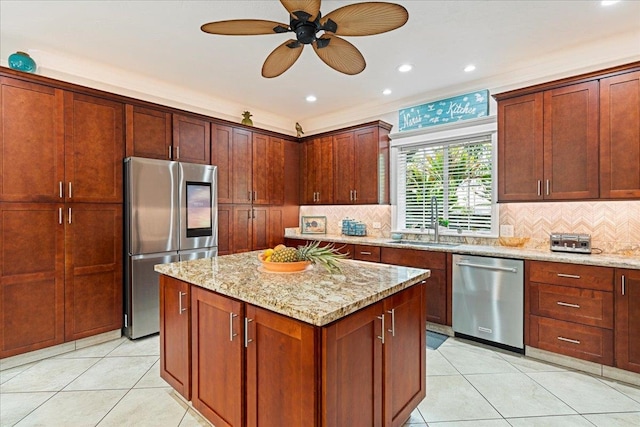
[529,315,613,365]
[528,261,613,291]
[381,247,446,270]
[530,283,613,329]
[353,245,380,262]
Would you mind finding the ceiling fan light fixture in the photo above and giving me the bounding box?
[398,64,413,73]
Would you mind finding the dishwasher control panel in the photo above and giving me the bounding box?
[550,233,591,254]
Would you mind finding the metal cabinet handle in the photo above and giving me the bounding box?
[248,191,252,202]
[169,146,172,159]
[59,181,64,198]
[349,190,353,201]
[546,179,550,196]
[176,146,180,159]
[455,262,517,273]
[387,309,395,337]
[353,189,357,201]
[537,180,541,196]
[557,273,581,279]
[377,314,385,344]
[178,291,187,314]
[253,191,257,201]
[557,301,580,308]
[244,318,253,347]
[622,275,626,296]
[68,207,72,224]
[252,208,255,219]
[360,251,372,255]
[68,182,72,199]
[229,312,238,341]
[316,192,320,202]
[59,208,63,224]
[557,336,580,345]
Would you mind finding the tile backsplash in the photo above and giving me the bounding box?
[300,201,640,255]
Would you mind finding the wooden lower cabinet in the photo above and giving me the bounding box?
[615,269,640,373]
[160,276,191,400]
[163,277,426,427]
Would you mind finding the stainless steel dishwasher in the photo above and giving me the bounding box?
[452,254,524,351]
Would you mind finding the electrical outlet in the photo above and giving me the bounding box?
[372,222,381,229]
[500,224,514,237]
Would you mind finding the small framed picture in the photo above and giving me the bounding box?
[301,216,327,234]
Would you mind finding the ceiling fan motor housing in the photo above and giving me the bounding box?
[290,11,328,45]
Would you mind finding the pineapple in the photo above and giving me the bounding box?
[270,247,300,263]
[267,241,347,273]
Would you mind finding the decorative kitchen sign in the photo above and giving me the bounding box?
[398,89,489,132]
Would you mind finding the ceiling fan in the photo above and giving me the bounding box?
[200,1,409,78]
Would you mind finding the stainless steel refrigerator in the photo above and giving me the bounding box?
[124,157,217,339]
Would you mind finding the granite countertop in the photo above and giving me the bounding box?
[285,233,640,270]
[154,251,430,326]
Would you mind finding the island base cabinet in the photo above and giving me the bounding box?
[159,276,191,400]
[615,270,640,373]
[191,286,244,427]
[245,305,318,427]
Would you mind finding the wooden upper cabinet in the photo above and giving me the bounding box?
[173,113,210,164]
[0,203,65,358]
[64,203,123,341]
[283,139,300,206]
[125,104,172,160]
[600,70,640,199]
[231,128,253,204]
[333,131,356,204]
[0,77,64,203]
[211,124,233,204]
[543,81,599,200]
[497,93,544,201]
[64,92,124,203]
[251,132,270,205]
[301,136,333,205]
[268,136,285,205]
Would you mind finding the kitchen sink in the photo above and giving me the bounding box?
[387,240,460,248]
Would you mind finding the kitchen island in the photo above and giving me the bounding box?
[155,251,430,427]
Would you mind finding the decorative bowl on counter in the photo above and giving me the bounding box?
[258,252,311,273]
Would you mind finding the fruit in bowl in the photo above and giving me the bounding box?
[258,241,347,273]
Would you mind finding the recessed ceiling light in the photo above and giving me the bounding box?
[305,95,317,102]
[464,64,476,72]
[601,0,620,5]
[397,64,413,73]
[382,89,392,95]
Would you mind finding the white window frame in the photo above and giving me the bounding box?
[389,116,499,238]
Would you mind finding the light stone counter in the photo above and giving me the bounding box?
[154,251,430,326]
[284,232,640,270]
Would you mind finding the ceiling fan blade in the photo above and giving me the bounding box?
[312,35,366,75]
[201,19,289,35]
[262,39,304,78]
[321,2,408,36]
[280,0,321,21]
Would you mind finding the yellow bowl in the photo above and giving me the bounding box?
[258,253,311,272]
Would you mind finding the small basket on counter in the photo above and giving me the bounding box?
[342,219,367,236]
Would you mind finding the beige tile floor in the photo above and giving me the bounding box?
[1,334,640,426]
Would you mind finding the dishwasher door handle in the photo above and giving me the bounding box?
[455,262,518,273]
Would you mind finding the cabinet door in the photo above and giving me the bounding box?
[301,139,317,204]
[251,207,269,251]
[333,132,355,204]
[246,304,317,427]
[497,93,544,201]
[211,124,233,204]
[159,276,191,400]
[64,203,123,341]
[0,203,65,358]
[268,136,285,205]
[251,133,270,205]
[191,286,244,427]
[125,104,172,160]
[64,92,124,203]
[615,269,640,373]
[600,71,640,199]
[232,205,252,253]
[353,127,379,204]
[543,81,599,200]
[283,138,300,205]
[384,283,426,427]
[425,268,447,325]
[323,301,383,427]
[232,129,253,204]
[0,77,64,203]
[172,114,210,164]
[217,205,233,255]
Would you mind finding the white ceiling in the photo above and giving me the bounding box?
[1,1,639,134]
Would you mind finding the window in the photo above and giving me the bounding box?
[394,131,498,237]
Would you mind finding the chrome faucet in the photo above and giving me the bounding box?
[430,196,439,243]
